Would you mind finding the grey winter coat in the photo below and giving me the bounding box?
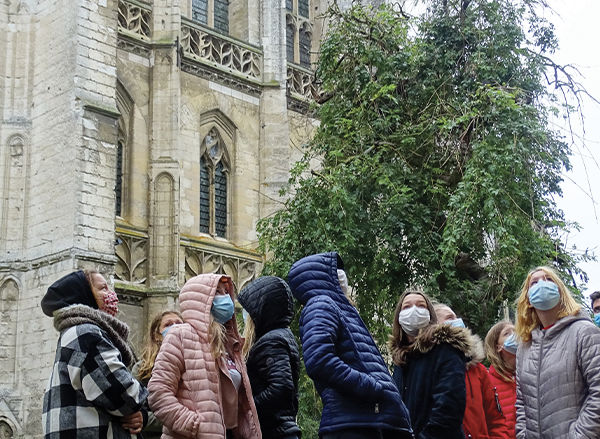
[515,311,600,439]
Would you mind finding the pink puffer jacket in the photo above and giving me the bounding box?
[148,274,262,439]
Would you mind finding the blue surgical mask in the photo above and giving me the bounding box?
[446,318,465,328]
[503,333,518,355]
[594,313,600,328]
[212,294,235,324]
[161,324,178,338]
[528,280,560,311]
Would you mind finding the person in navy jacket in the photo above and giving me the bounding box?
[287,252,413,439]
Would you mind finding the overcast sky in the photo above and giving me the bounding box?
[545,0,600,297]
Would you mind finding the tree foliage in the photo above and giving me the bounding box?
[258,1,590,432]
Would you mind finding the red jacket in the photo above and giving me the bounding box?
[463,362,511,439]
[487,365,516,439]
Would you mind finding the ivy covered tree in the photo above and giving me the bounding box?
[258,1,593,434]
[260,0,589,337]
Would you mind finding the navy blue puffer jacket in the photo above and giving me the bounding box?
[288,252,413,436]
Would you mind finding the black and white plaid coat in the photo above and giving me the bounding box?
[42,304,148,438]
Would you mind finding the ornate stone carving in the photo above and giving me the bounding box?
[184,247,258,293]
[117,0,152,42]
[117,35,151,58]
[115,230,148,284]
[181,19,262,81]
[180,60,262,97]
[287,63,316,101]
[116,291,145,307]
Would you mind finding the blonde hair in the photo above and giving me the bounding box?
[209,318,228,359]
[515,266,581,343]
[484,320,515,382]
[242,315,256,360]
[137,310,183,382]
[388,289,438,366]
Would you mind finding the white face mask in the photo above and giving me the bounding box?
[337,269,348,296]
[398,305,431,336]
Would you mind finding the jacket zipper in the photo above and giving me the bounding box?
[536,333,545,438]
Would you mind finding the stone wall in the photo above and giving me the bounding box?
[0,0,329,436]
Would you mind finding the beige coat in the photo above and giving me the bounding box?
[148,274,261,439]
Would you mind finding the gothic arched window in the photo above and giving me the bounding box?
[286,0,312,67]
[200,128,229,238]
[192,0,229,34]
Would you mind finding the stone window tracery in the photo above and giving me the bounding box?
[286,0,312,68]
[191,0,229,34]
[200,128,229,238]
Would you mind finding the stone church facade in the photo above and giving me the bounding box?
[0,0,326,436]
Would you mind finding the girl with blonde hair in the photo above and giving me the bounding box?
[515,266,600,438]
[148,274,261,439]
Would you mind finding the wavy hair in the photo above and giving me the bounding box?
[388,289,438,366]
[515,266,581,343]
[484,320,515,382]
[137,310,184,382]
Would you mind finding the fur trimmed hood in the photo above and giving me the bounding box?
[53,304,134,367]
[392,323,482,367]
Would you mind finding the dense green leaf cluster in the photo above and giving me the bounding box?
[258,1,590,434]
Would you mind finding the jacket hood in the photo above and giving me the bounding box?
[237,276,294,338]
[179,273,237,334]
[41,270,98,316]
[532,309,593,342]
[53,303,134,366]
[391,323,477,364]
[287,252,346,306]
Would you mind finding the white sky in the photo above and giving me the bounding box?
[545,0,600,298]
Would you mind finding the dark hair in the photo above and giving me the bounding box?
[590,291,600,309]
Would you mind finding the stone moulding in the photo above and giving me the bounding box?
[180,18,263,82]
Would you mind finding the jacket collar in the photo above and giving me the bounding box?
[53,304,134,367]
[531,310,592,342]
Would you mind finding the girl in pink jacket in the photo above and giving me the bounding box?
[148,274,262,439]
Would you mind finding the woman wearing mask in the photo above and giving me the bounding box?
[238,276,301,439]
[148,274,261,439]
[288,252,413,439]
[434,304,509,439]
[133,310,184,438]
[515,266,600,438]
[389,291,470,439]
[484,321,517,438]
[41,269,148,438]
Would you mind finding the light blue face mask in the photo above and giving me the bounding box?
[528,280,560,311]
[594,313,600,328]
[212,294,235,324]
[446,318,465,328]
[161,324,178,338]
[503,333,518,355]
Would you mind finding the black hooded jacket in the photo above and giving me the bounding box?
[238,276,301,439]
[41,270,98,316]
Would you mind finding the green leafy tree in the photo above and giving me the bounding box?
[258,1,591,434]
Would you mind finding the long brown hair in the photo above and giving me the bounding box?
[484,320,515,382]
[388,289,437,366]
[137,310,184,382]
[515,266,581,343]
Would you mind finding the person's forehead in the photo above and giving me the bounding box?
[593,298,600,308]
